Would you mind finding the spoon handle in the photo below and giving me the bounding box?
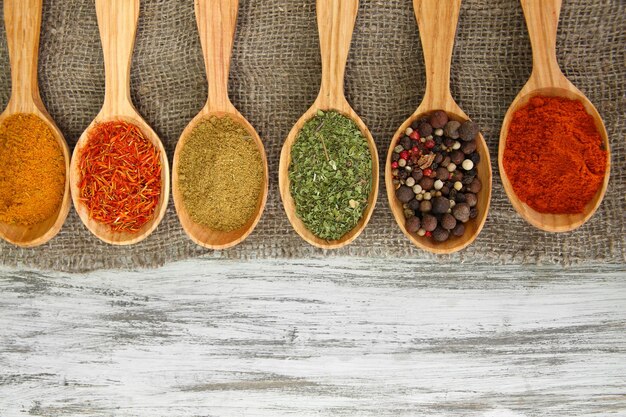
[195,0,238,113]
[316,0,358,109]
[96,0,139,116]
[4,0,42,112]
[413,0,462,112]
[521,0,568,89]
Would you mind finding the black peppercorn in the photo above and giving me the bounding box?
[431,196,450,214]
[469,207,478,219]
[470,152,480,165]
[400,136,412,150]
[411,120,420,130]
[406,216,421,233]
[422,214,437,232]
[449,189,457,200]
[462,174,474,185]
[432,227,450,242]
[431,163,439,170]
[455,192,466,203]
[443,138,455,148]
[412,169,423,181]
[458,120,479,142]
[392,153,400,162]
[434,154,444,164]
[441,213,457,230]
[440,186,450,196]
[408,198,420,211]
[398,170,409,180]
[396,186,415,203]
[420,200,432,213]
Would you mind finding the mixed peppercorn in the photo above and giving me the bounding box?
[390,110,482,243]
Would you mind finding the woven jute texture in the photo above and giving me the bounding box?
[0,0,624,272]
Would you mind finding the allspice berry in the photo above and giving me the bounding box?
[467,178,482,194]
[436,167,449,181]
[465,192,478,208]
[432,227,450,242]
[452,223,465,237]
[452,203,470,223]
[450,150,465,165]
[420,200,432,213]
[431,196,450,214]
[441,213,457,230]
[406,216,420,233]
[461,140,477,155]
[396,185,415,203]
[429,110,448,129]
[419,177,434,191]
[459,120,479,142]
[444,120,461,139]
[408,199,420,211]
[418,122,433,138]
[422,214,437,232]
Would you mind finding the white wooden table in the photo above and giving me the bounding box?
[1,258,625,416]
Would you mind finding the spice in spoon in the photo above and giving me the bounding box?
[78,120,162,233]
[177,116,264,232]
[289,110,372,241]
[0,113,65,226]
[503,96,607,214]
[390,111,483,243]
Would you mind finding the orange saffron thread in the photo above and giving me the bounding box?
[78,121,162,232]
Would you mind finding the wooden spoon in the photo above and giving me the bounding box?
[69,0,169,245]
[172,0,268,250]
[385,0,492,254]
[278,0,379,249]
[499,0,610,232]
[0,0,71,248]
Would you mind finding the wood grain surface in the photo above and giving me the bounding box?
[0,259,624,416]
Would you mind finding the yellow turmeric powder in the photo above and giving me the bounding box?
[0,113,65,225]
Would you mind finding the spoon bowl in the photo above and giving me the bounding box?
[385,0,492,254]
[498,0,610,233]
[69,0,169,245]
[278,0,379,249]
[172,0,268,250]
[0,0,71,247]
[280,105,379,249]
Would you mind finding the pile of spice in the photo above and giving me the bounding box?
[0,113,65,226]
[177,116,263,232]
[503,96,607,213]
[78,121,162,232]
[289,110,372,241]
[390,111,482,243]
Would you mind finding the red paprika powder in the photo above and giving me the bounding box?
[503,96,606,214]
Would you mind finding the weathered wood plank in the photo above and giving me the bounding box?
[0,259,625,416]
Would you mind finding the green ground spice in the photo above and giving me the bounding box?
[178,116,263,232]
[289,110,372,241]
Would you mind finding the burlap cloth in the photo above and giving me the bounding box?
[0,0,624,272]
